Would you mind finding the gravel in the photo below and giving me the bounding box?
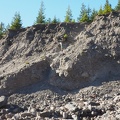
[0,80,119,120]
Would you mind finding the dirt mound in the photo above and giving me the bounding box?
[0,11,120,94]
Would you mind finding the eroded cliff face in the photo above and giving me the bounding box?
[50,12,120,89]
[0,11,120,94]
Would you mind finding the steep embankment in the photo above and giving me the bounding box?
[0,22,86,94]
[0,11,120,95]
[50,11,120,89]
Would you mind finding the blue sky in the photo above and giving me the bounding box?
[0,0,118,27]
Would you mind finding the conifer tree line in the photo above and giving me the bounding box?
[0,0,120,38]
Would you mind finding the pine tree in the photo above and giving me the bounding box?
[5,24,10,31]
[52,16,60,23]
[87,6,91,19]
[115,0,120,11]
[72,19,75,23]
[10,12,22,30]
[78,3,90,22]
[103,0,112,14]
[80,12,89,22]
[91,9,98,21]
[78,3,86,21]
[46,18,51,24]
[0,22,5,39]
[98,6,103,15]
[36,1,45,24]
[64,6,72,23]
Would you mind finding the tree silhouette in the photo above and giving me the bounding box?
[91,9,98,21]
[103,0,112,14]
[115,0,120,11]
[36,1,45,24]
[52,16,60,23]
[98,6,103,15]
[64,6,73,23]
[0,22,5,38]
[10,12,22,30]
[87,6,91,20]
[78,3,90,22]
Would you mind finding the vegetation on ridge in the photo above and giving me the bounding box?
[0,0,120,39]
[35,1,46,24]
[64,6,73,23]
[0,22,5,39]
[10,12,22,30]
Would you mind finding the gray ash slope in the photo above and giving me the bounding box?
[0,11,120,120]
[0,11,120,92]
[0,11,120,94]
[0,22,87,94]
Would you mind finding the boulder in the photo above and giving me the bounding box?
[64,102,78,112]
[40,111,52,118]
[0,96,7,108]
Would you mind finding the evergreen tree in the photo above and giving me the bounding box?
[103,0,112,14]
[87,6,91,19]
[5,24,10,31]
[78,3,86,21]
[52,16,60,23]
[36,1,45,24]
[80,12,89,22]
[10,12,22,30]
[0,22,5,39]
[115,0,120,11]
[64,6,72,23]
[46,18,51,24]
[91,9,98,21]
[72,19,75,23]
[78,3,90,22]
[98,6,103,15]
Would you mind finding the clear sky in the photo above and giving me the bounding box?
[0,0,118,27]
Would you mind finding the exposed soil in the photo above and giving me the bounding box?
[0,11,120,120]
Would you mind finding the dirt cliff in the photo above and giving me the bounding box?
[0,11,120,95]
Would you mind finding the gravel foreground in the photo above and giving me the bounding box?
[0,80,120,120]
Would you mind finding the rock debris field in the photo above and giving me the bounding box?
[0,11,120,120]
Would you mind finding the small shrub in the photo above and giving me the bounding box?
[64,34,68,39]
[63,34,68,41]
